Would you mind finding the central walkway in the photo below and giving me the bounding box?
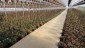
[10,9,68,48]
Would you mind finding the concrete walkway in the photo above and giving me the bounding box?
[10,9,68,48]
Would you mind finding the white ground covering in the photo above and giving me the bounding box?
[0,7,65,12]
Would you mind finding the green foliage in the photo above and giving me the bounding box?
[0,9,63,48]
[59,9,85,48]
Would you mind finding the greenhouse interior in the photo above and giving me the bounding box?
[0,0,85,48]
